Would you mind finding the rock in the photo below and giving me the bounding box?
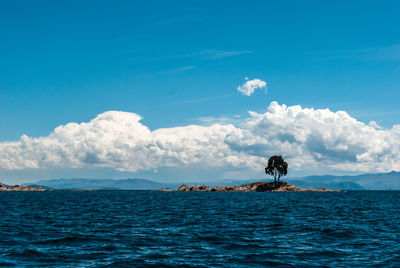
[176,184,211,192]
[254,181,304,192]
[0,183,46,191]
[174,181,339,192]
[157,188,174,192]
[0,183,7,191]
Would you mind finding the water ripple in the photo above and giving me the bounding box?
[0,191,399,267]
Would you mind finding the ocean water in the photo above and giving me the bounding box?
[0,191,399,267]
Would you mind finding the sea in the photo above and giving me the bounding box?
[0,191,399,267]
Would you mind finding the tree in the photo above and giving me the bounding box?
[265,155,288,183]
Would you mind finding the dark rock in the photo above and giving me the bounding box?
[176,184,211,192]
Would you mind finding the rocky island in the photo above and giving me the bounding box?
[171,155,336,192]
[0,183,46,191]
[175,181,338,192]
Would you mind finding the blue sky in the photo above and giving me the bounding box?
[1,1,400,183]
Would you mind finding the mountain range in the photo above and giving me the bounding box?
[23,171,400,190]
[26,178,179,190]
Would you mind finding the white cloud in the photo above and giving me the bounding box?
[237,78,267,96]
[321,44,400,61]
[1,102,399,178]
[158,49,254,61]
[162,65,195,74]
[199,50,254,59]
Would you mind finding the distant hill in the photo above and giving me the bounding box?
[28,171,400,190]
[288,171,400,190]
[32,178,179,190]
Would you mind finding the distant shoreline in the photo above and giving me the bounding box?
[14,171,400,190]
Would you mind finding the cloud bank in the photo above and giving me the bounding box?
[1,102,399,177]
[237,78,267,96]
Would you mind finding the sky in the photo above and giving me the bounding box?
[1,0,400,184]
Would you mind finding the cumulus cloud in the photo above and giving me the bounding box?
[226,102,400,173]
[0,102,399,177]
[237,78,267,96]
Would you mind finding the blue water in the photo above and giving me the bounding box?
[0,191,399,267]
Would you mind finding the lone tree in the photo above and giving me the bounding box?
[265,155,288,183]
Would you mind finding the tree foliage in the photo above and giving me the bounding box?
[265,155,288,183]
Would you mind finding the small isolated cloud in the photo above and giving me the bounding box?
[237,78,267,96]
